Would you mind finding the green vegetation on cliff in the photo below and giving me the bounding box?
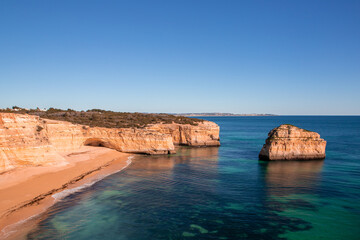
[0,107,203,129]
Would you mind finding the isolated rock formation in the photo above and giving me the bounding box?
[0,113,220,172]
[259,124,326,161]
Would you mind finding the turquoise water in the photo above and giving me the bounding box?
[27,116,360,240]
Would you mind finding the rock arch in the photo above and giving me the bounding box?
[83,138,113,149]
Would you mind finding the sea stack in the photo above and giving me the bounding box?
[259,124,326,161]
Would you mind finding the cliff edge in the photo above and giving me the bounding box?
[146,121,220,147]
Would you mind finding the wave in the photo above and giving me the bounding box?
[52,155,133,200]
[0,211,42,239]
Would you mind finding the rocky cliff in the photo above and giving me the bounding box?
[0,113,220,172]
[259,124,326,161]
[146,121,220,146]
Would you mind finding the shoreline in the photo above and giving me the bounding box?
[0,146,132,240]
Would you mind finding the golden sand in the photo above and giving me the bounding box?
[0,146,131,239]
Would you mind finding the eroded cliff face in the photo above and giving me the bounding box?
[146,121,220,146]
[44,119,175,155]
[0,114,65,171]
[259,124,326,161]
[0,113,220,172]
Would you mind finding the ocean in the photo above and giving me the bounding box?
[27,116,360,240]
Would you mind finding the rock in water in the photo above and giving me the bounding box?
[259,124,326,161]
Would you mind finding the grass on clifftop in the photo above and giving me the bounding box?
[0,107,204,129]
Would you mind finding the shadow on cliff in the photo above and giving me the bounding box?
[84,138,113,148]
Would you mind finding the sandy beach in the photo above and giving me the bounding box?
[0,146,131,239]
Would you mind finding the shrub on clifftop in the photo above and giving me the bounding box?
[0,107,203,129]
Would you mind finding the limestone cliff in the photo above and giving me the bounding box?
[0,114,65,171]
[0,113,220,172]
[259,124,326,161]
[146,121,220,146]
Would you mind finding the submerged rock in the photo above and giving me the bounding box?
[259,124,326,161]
[182,232,196,237]
[190,224,208,234]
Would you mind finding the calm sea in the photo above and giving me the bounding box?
[27,116,360,240]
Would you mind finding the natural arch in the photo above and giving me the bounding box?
[84,138,112,149]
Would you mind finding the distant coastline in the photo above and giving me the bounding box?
[173,113,277,117]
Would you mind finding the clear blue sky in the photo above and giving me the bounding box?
[1,0,359,115]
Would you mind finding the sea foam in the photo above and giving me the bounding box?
[52,155,133,200]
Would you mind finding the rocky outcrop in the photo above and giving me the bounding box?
[146,121,220,146]
[259,124,326,161]
[0,113,220,172]
[0,114,65,171]
[44,119,175,155]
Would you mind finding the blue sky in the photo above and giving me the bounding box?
[0,0,359,115]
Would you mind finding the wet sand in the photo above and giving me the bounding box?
[0,146,131,239]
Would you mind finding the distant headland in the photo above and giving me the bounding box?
[173,113,277,117]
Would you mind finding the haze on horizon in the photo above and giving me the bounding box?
[1,0,359,115]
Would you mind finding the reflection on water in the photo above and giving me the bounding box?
[258,160,325,235]
[130,147,219,176]
[261,160,324,196]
